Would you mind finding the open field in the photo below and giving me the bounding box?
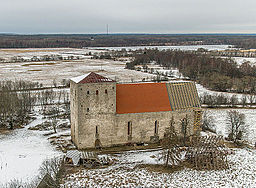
[0,48,155,86]
[1,47,256,186]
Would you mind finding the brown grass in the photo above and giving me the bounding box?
[22,62,56,66]
[28,69,42,72]
[0,128,11,135]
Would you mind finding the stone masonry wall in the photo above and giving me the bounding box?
[71,80,198,149]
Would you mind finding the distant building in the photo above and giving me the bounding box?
[70,72,202,149]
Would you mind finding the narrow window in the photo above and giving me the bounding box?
[105,89,108,94]
[155,120,158,135]
[87,90,90,94]
[128,121,132,136]
[96,126,98,134]
[87,108,89,112]
[96,90,99,95]
[112,87,114,90]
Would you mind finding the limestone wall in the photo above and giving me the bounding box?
[71,81,117,149]
[71,80,200,149]
[113,110,194,146]
[75,110,195,149]
[70,81,79,146]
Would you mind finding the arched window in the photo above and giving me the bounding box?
[154,120,158,135]
[87,108,89,112]
[105,89,108,94]
[87,90,90,94]
[96,90,99,95]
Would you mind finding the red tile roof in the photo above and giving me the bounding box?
[116,83,172,114]
[73,72,115,84]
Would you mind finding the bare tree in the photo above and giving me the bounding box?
[230,95,238,107]
[226,110,246,143]
[202,110,215,133]
[241,95,247,107]
[248,95,256,106]
[160,116,181,167]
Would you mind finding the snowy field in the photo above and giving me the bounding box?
[61,148,256,187]
[0,47,256,186]
[207,109,256,145]
[0,110,61,185]
[232,57,256,66]
[0,48,154,86]
[0,48,101,61]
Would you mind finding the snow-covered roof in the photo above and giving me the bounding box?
[70,73,90,83]
[70,72,115,84]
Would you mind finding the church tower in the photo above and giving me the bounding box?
[70,72,116,148]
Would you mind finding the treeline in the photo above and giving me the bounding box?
[0,80,43,91]
[200,93,256,108]
[1,34,256,48]
[0,80,70,129]
[0,81,37,128]
[126,49,256,94]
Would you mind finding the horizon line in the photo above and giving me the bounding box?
[1,32,256,35]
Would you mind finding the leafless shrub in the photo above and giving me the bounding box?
[39,156,65,188]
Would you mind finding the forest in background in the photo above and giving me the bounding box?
[0,34,256,48]
[126,49,256,94]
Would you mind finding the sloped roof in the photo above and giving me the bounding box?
[71,72,115,84]
[166,82,201,111]
[116,83,172,114]
[116,82,201,114]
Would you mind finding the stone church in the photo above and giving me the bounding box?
[70,72,202,149]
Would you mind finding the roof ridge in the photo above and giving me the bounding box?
[71,72,115,84]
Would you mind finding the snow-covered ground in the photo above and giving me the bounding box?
[1,47,256,186]
[0,58,153,86]
[0,112,61,185]
[232,57,256,66]
[61,148,256,187]
[207,109,256,145]
[0,48,102,61]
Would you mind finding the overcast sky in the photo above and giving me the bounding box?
[1,0,256,34]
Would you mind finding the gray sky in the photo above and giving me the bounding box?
[1,0,256,34]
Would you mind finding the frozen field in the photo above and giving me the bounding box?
[0,48,155,86]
